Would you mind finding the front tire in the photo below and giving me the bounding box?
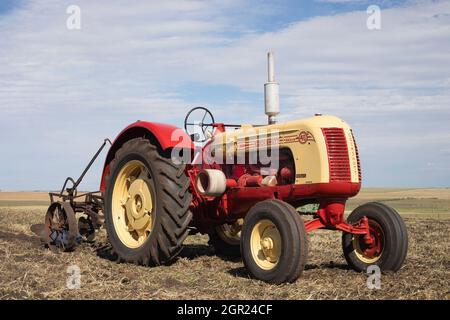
[241,200,308,284]
[104,138,192,266]
[342,202,408,272]
[208,219,242,258]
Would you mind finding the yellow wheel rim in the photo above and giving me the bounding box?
[216,219,243,245]
[112,160,154,248]
[250,219,281,270]
[353,220,384,264]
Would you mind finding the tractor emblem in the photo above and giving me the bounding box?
[298,131,315,144]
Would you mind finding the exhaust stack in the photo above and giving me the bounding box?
[264,51,280,124]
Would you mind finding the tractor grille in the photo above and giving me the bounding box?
[350,129,362,182]
[322,128,351,182]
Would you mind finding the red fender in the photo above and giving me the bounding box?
[99,121,193,192]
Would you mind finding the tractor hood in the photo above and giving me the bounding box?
[207,115,361,185]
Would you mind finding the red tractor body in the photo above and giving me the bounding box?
[40,53,407,284]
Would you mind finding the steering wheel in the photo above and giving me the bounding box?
[184,107,215,142]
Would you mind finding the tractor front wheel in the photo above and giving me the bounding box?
[342,202,408,272]
[208,219,242,258]
[241,200,308,284]
[104,138,192,266]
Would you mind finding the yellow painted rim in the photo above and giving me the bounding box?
[353,220,384,264]
[112,160,154,248]
[250,219,281,270]
[216,219,243,245]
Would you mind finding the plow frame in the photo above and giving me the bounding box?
[42,139,112,249]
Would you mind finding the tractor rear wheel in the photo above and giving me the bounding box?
[241,200,308,284]
[104,138,192,265]
[342,202,408,272]
[208,219,242,258]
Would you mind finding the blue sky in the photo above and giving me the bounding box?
[0,0,449,190]
[0,0,22,15]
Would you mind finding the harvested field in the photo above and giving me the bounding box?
[0,189,449,300]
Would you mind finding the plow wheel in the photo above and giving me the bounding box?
[44,202,78,251]
[208,219,243,258]
[104,138,193,266]
[241,200,308,284]
[342,202,408,272]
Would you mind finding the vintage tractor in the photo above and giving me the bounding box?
[38,52,408,284]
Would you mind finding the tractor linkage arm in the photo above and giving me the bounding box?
[49,138,112,203]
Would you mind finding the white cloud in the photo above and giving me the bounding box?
[2,0,449,114]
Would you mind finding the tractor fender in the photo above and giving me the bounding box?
[100,121,193,192]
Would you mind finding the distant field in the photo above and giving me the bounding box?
[1,188,449,216]
[0,192,49,205]
[0,192,50,207]
[346,188,450,216]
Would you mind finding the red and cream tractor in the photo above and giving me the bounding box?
[43,53,407,284]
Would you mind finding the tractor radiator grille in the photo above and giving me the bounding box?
[322,128,351,182]
[350,129,362,182]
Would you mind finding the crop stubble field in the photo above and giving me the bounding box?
[0,188,449,300]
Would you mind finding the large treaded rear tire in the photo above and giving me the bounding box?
[104,137,192,265]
